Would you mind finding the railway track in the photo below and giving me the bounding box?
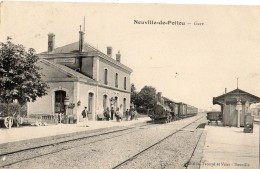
[1,115,205,168]
[0,122,160,168]
[112,116,205,169]
[0,123,152,155]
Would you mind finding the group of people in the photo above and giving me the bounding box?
[103,107,122,122]
[125,109,138,121]
[103,107,138,122]
[81,106,139,127]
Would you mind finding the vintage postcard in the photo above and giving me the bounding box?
[0,1,259,169]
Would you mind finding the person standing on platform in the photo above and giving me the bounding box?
[104,107,110,121]
[111,107,115,120]
[129,108,134,120]
[82,107,89,127]
[125,109,129,121]
[115,108,122,122]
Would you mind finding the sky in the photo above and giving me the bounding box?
[1,2,260,110]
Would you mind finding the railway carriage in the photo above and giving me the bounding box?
[186,104,198,117]
[177,102,187,118]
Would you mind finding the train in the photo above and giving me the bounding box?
[148,92,198,123]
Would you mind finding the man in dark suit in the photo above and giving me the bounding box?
[82,107,89,127]
[111,107,114,120]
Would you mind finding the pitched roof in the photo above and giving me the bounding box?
[39,41,133,73]
[38,59,97,83]
[40,42,99,54]
[213,88,260,105]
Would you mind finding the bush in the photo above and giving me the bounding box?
[0,103,27,117]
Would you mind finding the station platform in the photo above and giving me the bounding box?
[189,122,259,169]
[0,117,151,145]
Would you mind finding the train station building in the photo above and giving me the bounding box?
[213,88,260,127]
[27,28,132,121]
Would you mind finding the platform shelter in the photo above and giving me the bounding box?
[213,88,260,127]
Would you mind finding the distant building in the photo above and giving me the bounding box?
[27,27,132,121]
[213,88,260,127]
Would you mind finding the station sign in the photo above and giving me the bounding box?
[236,101,242,111]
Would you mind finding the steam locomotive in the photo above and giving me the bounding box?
[148,92,198,123]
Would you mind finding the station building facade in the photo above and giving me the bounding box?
[27,30,132,121]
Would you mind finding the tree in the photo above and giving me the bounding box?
[137,86,157,111]
[0,37,49,115]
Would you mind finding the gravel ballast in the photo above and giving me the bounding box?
[2,115,206,169]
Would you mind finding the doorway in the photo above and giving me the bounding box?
[103,95,108,111]
[123,98,126,113]
[55,90,66,114]
[88,93,94,120]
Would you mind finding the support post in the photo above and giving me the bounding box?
[237,110,240,128]
[229,104,231,127]
[236,100,242,128]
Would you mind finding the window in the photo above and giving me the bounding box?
[124,77,126,90]
[115,73,118,88]
[104,69,108,85]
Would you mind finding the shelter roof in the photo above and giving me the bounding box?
[213,88,260,105]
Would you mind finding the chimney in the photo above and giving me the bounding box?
[48,33,55,53]
[107,46,112,57]
[116,51,121,62]
[225,88,227,94]
[79,25,85,52]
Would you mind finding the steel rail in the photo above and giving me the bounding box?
[1,115,202,168]
[0,122,160,167]
[184,129,205,168]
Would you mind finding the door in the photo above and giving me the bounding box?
[123,98,126,117]
[123,98,126,113]
[88,93,94,120]
[55,90,66,114]
[103,95,108,111]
